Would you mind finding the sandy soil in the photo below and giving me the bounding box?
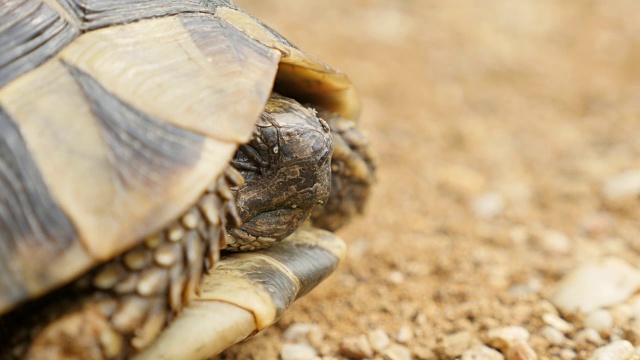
[223,1,640,359]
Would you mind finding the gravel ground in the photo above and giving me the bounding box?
[222,1,640,359]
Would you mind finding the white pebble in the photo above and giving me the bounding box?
[550,258,640,313]
[560,349,577,360]
[280,343,317,360]
[368,328,391,352]
[539,229,572,254]
[412,345,435,360]
[283,323,323,344]
[541,326,566,345]
[388,271,405,284]
[471,192,504,218]
[382,344,412,360]
[506,341,538,360]
[542,313,574,334]
[487,326,530,351]
[585,310,613,333]
[396,325,413,343]
[574,328,604,345]
[602,170,640,201]
[444,331,473,357]
[610,304,634,325]
[461,345,504,360]
[589,340,634,360]
[339,335,373,359]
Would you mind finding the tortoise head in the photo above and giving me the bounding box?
[226,94,333,251]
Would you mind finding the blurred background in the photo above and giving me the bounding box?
[224,1,640,359]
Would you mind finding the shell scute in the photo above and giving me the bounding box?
[0,0,79,87]
[0,106,82,314]
[55,0,234,30]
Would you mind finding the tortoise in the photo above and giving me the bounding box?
[0,0,375,359]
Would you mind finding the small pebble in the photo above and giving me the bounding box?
[508,283,539,297]
[388,271,405,284]
[560,349,577,360]
[471,192,504,218]
[368,328,391,352]
[396,325,413,343]
[461,345,504,360]
[550,258,640,313]
[437,165,486,196]
[506,341,537,360]
[539,229,572,254]
[382,344,412,360]
[610,303,634,325]
[542,313,574,334]
[609,333,624,342]
[414,313,428,325]
[280,343,317,360]
[317,343,332,356]
[339,335,374,359]
[508,278,542,296]
[574,328,604,345]
[602,170,640,201]
[579,212,612,237]
[283,323,323,345]
[589,340,634,360]
[585,309,613,333]
[444,330,473,357]
[486,326,530,351]
[538,300,560,316]
[541,326,566,345]
[412,345,435,360]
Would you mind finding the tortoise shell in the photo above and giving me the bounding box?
[0,0,359,314]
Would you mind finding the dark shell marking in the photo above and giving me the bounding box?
[0,0,78,87]
[66,64,205,191]
[0,108,78,310]
[0,0,237,88]
[55,0,233,30]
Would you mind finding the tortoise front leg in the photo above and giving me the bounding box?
[133,227,346,360]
